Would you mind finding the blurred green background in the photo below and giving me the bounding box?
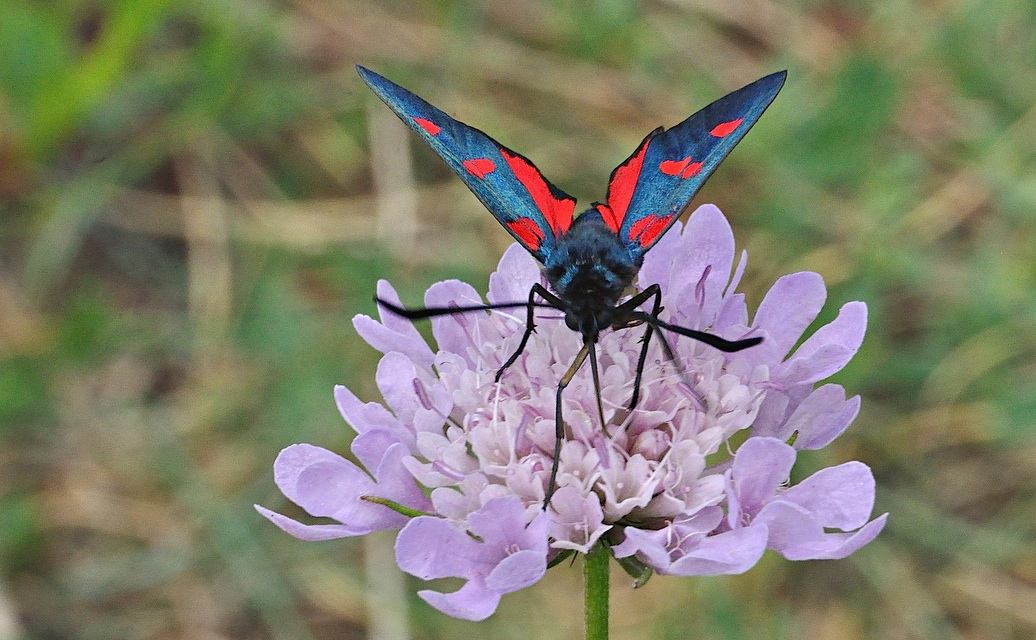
[2,1,1035,638]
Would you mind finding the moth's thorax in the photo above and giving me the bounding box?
[544,210,642,341]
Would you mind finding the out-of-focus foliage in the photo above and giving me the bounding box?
[1,1,1034,638]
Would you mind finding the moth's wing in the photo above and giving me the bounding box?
[358,66,576,261]
[593,71,786,259]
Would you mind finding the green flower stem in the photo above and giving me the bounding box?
[584,542,610,640]
[360,495,433,518]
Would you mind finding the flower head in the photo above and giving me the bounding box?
[257,204,886,620]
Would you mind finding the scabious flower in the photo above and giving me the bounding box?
[256,204,887,621]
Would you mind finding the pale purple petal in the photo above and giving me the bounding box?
[468,497,549,554]
[753,500,820,552]
[639,205,738,327]
[729,437,796,518]
[257,443,418,539]
[751,272,826,360]
[780,461,877,530]
[663,205,738,324]
[610,526,674,569]
[418,582,501,622]
[781,301,867,385]
[373,279,427,337]
[723,249,748,299]
[349,429,401,475]
[374,353,452,437]
[750,390,793,439]
[374,352,424,423]
[485,548,547,592]
[254,505,363,541]
[395,516,484,580]
[780,514,888,560]
[426,279,488,363]
[370,441,435,514]
[786,385,861,450]
[352,281,435,369]
[755,501,887,560]
[744,461,884,559]
[780,345,856,386]
[395,498,548,621]
[668,525,769,576]
[611,507,724,571]
[548,486,608,553]
[678,204,736,296]
[488,244,542,304]
[334,384,410,443]
[715,291,748,329]
[272,444,375,519]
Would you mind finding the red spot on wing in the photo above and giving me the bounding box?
[600,137,651,233]
[499,148,574,237]
[710,118,743,138]
[659,158,688,175]
[628,213,676,247]
[659,157,704,179]
[413,117,441,135]
[507,218,545,251]
[628,216,653,242]
[638,214,674,247]
[463,158,496,179]
[681,161,703,178]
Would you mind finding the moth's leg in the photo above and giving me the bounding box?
[543,341,590,509]
[614,284,663,410]
[587,341,606,432]
[496,283,562,382]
